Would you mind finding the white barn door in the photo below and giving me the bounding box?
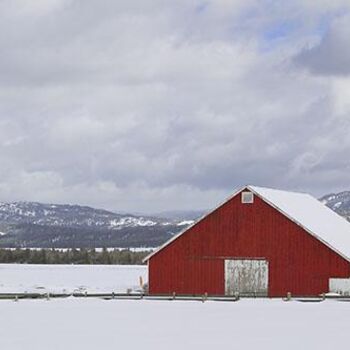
[225,259,268,296]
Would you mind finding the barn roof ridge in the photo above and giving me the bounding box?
[144,185,350,263]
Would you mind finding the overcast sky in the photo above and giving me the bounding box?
[0,0,350,213]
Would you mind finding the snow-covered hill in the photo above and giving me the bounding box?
[0,202,168,229]
[0,202,193,248]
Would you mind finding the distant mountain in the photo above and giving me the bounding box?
[0,202,166,228]
[0,202,193,248]
[320,191,350,221]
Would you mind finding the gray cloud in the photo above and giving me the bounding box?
[294,14,350,76]
[0,0,350,213]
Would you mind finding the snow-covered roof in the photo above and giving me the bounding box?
[144,185,350,262]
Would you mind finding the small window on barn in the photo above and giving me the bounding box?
[241,191,254,204]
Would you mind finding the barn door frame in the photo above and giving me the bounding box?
[224,258,269,297]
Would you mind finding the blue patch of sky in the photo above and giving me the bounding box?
[260,8,350,52]
[263,20,299,41]
[194,2,209,15]
[190,1,350,52]
[257,19,301,52]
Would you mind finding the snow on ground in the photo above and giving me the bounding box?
[0,264,147,294]
[0,264,349,349]
[0,298,349,350]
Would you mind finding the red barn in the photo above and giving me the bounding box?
[144,185,350,297]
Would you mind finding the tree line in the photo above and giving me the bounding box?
[0,248,149,265]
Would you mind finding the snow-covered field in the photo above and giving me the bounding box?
[0,264,147,294]
[0,264,349,349]
[0,298,349,349]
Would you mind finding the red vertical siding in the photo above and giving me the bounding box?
[148,190,350,297]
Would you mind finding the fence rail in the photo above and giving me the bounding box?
[1,292,350,302]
